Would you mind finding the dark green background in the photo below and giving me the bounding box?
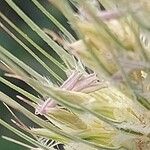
[0,0,74,149]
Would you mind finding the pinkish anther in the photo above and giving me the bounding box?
[35,71,104,115]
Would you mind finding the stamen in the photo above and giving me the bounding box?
[35,71,103,115]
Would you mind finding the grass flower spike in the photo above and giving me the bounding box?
[0,0,150,150]
[35,71,103,115]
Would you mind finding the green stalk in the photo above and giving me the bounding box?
[31,0,75,42]
[5,0,76,69]
[0,46,45,82]
[2,136,34,149]
[0,76,41,104]
[0,12,67,71]
[0,22,63,83]
[0,119,51,150]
